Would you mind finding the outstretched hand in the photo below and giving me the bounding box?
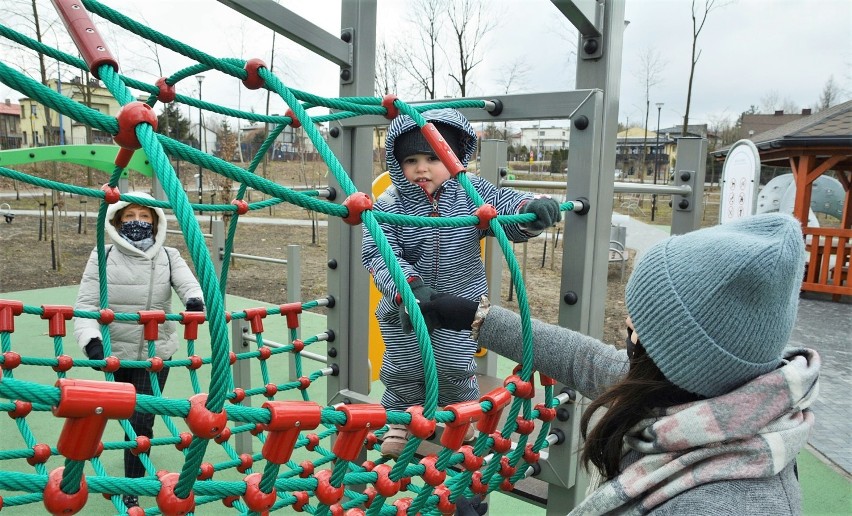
[521,196,561,231]
[407,293,478,334]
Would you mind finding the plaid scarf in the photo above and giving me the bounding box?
[572,347,820,515]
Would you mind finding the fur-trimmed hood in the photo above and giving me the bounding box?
[105,191,168,259]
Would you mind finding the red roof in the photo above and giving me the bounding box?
[0,102,20,117]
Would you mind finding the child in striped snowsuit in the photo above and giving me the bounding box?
[361,108,561,457]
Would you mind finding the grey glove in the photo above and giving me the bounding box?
[399,278,437,334]
[521,197,561,231]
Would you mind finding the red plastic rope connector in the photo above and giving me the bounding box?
[470,471,488,495]
[101,184,120,204]
[231,199,249,215]
[0,299,23,332]
[98,308,115,325]
[42,467,88,516]
[285,108,301,128]
[315,469,344,506]
[381,95,399,120]
[372,464,401,497]
[52,378,136,461]
[243,472,276,513]
[474,204,497,230]
[7,400,32,418]
[113,102,158,168]
[262,400,322,464]
[27,443,52,465]
[419,455,446,486]
[504,374,534,399]
[2,351,21,370]
[440,401,482,451]
[393,498,413,515]
[499,455,516,478]
[155,77,176,103]
[535,403,556,422]
[184,393,228,439]
[243,307,268,334]
[156,471,195,516]
[523,443,540,464]
[292,491,310,512]
[433,485,454,516]
[279,302,303,329]
[51,0,118,80]
[52,355,73,373]
[478,387,512,434]
[460,445,483,471]
[180,311,206,341]
[334,404,387,461]
[243,58,267,90]
[41,305,74,337]
[342,192,373,225]
[405,405,436,440]
[137,310,166,341]
[421,123,465,177]
[539,372,557,386]
[515,416,535,435]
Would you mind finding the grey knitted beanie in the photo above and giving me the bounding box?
[393,123,468,164]
[625,213,805,397]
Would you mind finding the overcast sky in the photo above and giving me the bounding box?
[1,0,850,131]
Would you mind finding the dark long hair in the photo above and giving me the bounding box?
[580,345,704,480]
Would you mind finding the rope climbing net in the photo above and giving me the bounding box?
[0,1,584,514]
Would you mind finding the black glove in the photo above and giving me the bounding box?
[455,496,488,516]
[185,297,204,312]
[521,197,561,231]
[416,294,479,334]
[85,338,104,370]
[399,278,437,334]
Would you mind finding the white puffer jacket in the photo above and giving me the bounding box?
[73,192,203,361]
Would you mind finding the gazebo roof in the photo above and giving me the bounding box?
[712,100,852,170]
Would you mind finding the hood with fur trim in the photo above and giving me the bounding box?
[105,191,168,259]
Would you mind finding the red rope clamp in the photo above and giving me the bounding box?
[155,77,176,103]
[421,123,465,177]
[231,199,249,215]
[470,471,488,495]
[460,445,483,471]
[334,404,387,461]
[137,310,166,341]
[184,393,228,439]
[499,455,516,478]
[113,102,158,168]
[474,204,497,230]
[7,400,32,418]
[372,464,401,497]
[101,184,121,204]
[406,405,437,439]
[0,299,23,332]
[535,403,556,422]
[243,307,268,334]
[243,58,267,90]
[156,471,195,516]
[342,192,373,225]
[42,467,88,516]
[433,485,454,516]
[1,351,21,371]
[52,355,73,373]
[180,311,206,341]
[419,455,446,486]
[523,443,540,464]
[41,305,74,337]
[314,469,344,506]
[504,374,535,399]
[285,108,301,129]
[98,308,115,325]
[381,95,399,120]
[262,400,322,464]
[514,416,535,436]
[440,401,482,451]
[490,432,511,453]
[292,491,310,512]
[279,302,303,329]
[477,387,512,434]
[52,378,136,461]
[51,0,118,79]
[27,443,52,465]
[243,472,276,513]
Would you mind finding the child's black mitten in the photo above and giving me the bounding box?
[399,278,437,334]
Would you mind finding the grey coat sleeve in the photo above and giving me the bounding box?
[73,248,104,352]
[166,248,203,305]
[477,305,629,400]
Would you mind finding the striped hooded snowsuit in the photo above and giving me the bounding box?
[362,108,542,411]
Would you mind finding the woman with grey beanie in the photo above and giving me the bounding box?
[422,213,819,515]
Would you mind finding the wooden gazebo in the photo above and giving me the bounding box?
[714,101,852,298]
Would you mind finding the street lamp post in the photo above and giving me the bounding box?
[651,102,663,222]
[196,75,205,212]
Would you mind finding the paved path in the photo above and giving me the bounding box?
[617,213,852,476]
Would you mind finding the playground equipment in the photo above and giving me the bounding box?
[1,202,13,223]
[0,1,708,514]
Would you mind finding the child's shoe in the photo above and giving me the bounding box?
[380,424,410,459]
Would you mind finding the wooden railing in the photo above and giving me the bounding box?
[803,227,851,298]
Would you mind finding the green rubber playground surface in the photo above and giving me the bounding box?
[1,285,848,514]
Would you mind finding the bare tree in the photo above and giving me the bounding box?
[398,0,446,100]
[634,47,665,184]
[375,39,402,96]
[817,76,841,111]
[495,59,529,141]
[682,0,732,135]
[446,0,496,97]
[760,91,799,114]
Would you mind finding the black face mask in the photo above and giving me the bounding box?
[625,326,640,360]
[120,220,153,242]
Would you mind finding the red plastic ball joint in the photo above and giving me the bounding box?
[231,199,249,215]
[499,455,516,478]
[470,471,488,495]
[419,455,446,486]
[243,58,267,90]
[114,102,158,151]
[292,491,310,512]
[523,443,541,464]
[243,472,276,513]
[504,374,535,399]
[175,432,192,451]
[53,354,73,372]
[342,192,373,225]
[305,433,320,451]
[460,445,483,471]
[8,400,32,418]
[515,417,535,435]
[474,204,498,230]
[101,184,121,204]
[156,471,195,516]
[155,77,176,103]
[103,356,121,373]
[130,436,151,456]
[381,94,399,120]
[197,462,214,480]
[406,406,437,440]
[434,485,454,516]
[147,356,164,373]
[236,453,253,473]
[257,346,272,361]
[187,355,203,371]
[2,351,21,370]
[27,443,52,465]
[214,427,232,444]
[314,468,344,506]
[372,464,401,497]
[42,467,88,516]
[490,433,511,454]
[285,108,301,129]
[98,308,115,324]
[184,393,227,439]
[299,460,315,478]
[230,387,246,404]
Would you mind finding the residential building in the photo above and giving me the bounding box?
[17,77,121,147]
[615,127,672,180]
[739,109,813,140]
[0,99,22,150]
[518,124,570,158]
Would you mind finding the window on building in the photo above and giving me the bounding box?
[31,104,37,117]
[22,132,27,145]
